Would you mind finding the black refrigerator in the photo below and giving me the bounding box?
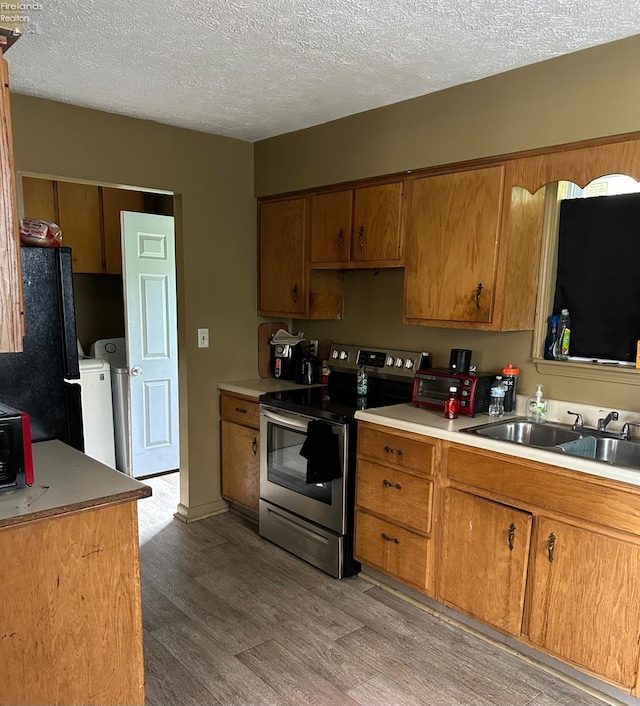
[0,246,83,449]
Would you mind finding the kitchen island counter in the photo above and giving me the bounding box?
[0,439,151,529]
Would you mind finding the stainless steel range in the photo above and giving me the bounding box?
[259,343,429,578]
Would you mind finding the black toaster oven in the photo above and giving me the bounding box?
[412,368,497,417]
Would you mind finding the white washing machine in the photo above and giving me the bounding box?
[90,337,131,476]
[77,357,116,468]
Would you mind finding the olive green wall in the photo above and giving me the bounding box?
[255,36,640,413]
[11,93,257,521]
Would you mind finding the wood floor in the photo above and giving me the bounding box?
[138,473,608,706]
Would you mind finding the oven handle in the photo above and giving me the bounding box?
[260,407,310,433]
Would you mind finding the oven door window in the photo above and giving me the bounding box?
[267,423,333,504]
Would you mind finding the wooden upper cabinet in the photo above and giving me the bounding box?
[309,181,404,268]
[439,489,532,637]
[310,189,352,264]
[404,166,504,325]
[352,182,403,264]
[403,164,545,331]
[0,53,23,352]
[22,176,56,222]
[259,197,307,317]
[102,187,144,275]
[22,179,147,275]
[525,516,640,689]
[56,182,103,273]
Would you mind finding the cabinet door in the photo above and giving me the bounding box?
[355,510,430,590]
[56,182,103,273]
[526,516,640,688]
[102,187,144,275]
[352,182,403,264]
[439,489,532,636]
[22,176,57,222]
[259,198,307,317]
[404,166,504,324]
[310,190,352,265]
[0,55,23,352]
[221,420,260,511]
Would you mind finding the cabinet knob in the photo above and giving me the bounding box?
[358,225,365,248]
[508,522,516,551]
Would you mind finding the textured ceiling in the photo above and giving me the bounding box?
[6,0,640,141]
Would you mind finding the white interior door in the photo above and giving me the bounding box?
[121,212,179,477]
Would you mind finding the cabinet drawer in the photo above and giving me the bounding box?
[220,394,260,429]
[358,424,434,476]
[356,459,432,534]
[355,510,430,590]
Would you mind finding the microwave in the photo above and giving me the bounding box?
[412,368,497,417]
[0,403,34,492]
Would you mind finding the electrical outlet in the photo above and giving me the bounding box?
[197,328,209,348]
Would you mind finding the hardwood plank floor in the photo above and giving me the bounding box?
[139,474,609,706]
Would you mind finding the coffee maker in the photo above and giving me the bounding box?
[272,342,301,380]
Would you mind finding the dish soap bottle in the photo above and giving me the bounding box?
[488,376,506,418]
[526,384,548,422]
[553,309,571,361]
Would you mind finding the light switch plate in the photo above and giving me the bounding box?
[197,328,209,348]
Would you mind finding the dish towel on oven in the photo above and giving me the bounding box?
[300,420,341,484]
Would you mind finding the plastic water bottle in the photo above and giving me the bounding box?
[488,375,506,417]
[356,364,368,396]
[553,309,571,361]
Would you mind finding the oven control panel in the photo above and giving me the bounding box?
[329,344,430,379]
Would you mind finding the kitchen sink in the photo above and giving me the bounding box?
[461,417,640,471]
[593,438,640,467]
[463,418,584,447]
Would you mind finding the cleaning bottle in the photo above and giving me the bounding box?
[488,376,506,417]
[544,314,560,360]
[526,384,548,422]
[553,309,571,361]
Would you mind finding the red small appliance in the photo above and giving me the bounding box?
[0,403,34,492]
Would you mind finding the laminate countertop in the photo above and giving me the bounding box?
[0,440,151,529]
[356,403,640,489]
[218,378,323,399]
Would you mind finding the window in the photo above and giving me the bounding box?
[534,175,640,378]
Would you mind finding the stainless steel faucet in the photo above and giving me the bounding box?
[567,410,584,431]
[621,422,640,440]
[597,411,619,432]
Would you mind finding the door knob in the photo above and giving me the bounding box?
[131,366,143,376]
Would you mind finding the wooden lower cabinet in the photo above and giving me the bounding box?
[220,392,260,512]
[525,516,640,688]
[439,488,532,636]
[0,501,145,705]
[355,510,430,589]
[355,422,436,593]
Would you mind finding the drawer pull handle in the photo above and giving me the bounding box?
[338,227,344,249]
[381,532,400,544]
[358,225,365,248]
[383,445,403,456]
[235,407,248,414]
[475,282,483,308]
[382,479,402,490]
[251,437,257,456]
[548,532,556,562]
[508,522,516,551]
